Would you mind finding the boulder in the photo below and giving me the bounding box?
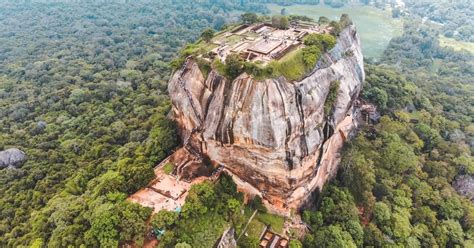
[0,148,27,169]
[453,175,474,202]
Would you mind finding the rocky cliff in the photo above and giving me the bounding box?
[168,25,365,209]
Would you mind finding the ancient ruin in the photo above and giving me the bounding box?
[209,21,330,64]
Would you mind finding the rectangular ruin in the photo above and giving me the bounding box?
[209,21,329,65]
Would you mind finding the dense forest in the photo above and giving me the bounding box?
[1,0,473,247]
[0,1,268,247]
[301,18,474,247]
[403,0,474,42]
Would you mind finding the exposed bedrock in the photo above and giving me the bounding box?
[0,148,27,169]
[168,25,365,209]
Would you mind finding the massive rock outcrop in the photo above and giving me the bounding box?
[168,25,364,209]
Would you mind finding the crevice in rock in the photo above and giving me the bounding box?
[274,79,294,170]
[177,58,203,125]
[294,86,308,159]
[315,121,334,168]
[202,74,224,121]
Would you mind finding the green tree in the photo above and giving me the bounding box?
[225,54,244,79]
[391,212,412,240]
[311,225,357,248]
[272,15,289,29]
[318,16,330,25]
[152,210,179,230]
[175,242,192,248]
[439,197,464,220]
[302,210,323,229]
[92,171,125,196]
[303,33,337,51]
[200,28,215,43]
[380,134,418,174]
[116,202,152,246]
[239,236,259,248]
[363,223,385,247]
[414,123,440,151]
[363,87,388,109]
[146,116,178,165]
[241,13,258,24]
[339,14,353,28]
[343,220,364,247]
[289,239,303,248]
[117,157,155,194]
[329,21,342,35]
[181,182,216,218]
[434,220,465,247]
[373,202,391,227]
[302,45,321,67]
[85,204,120,247]
[226,198,242,226]
[341,151,375,204]
[248,196,267,213]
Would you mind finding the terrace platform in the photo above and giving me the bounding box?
[127,147,210,213]
[209,21,329,65]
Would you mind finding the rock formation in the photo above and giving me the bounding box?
[453,175,474,203]
[168,25,364,209]
[0,148,27,169]
[216,228,237,248]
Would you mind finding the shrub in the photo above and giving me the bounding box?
[272,15,289,29]
[225,54,244,79]
[303,33,337,51]
[302,46,321,67]
[200,28,215,43]
[248,196,267,213]
[163,163,174,174]
[324,80,340,115]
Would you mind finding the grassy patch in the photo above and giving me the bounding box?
[268,49,308,81]
[213,46,319,82]
[212,59,228,77]
[439,35,474,54]
[246,218,266,239]
[162,163,174,174]
[255,212,285,234]
[235,218,267,248]
[171,40,217,70]
[220,34,243,45]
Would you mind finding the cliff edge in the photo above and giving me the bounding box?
[168,25,364,209]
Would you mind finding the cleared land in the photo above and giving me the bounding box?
[439,35,474,54]
[267,4,404,58]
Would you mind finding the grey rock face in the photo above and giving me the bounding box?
[168,25,364,208]
[0,148,27,169]
[453,175,474,202]
[216,228,237,248]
